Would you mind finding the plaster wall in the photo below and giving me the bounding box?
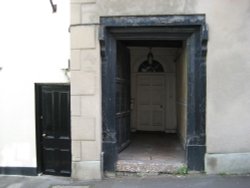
[71,0,250,177]
[0,0,69,167]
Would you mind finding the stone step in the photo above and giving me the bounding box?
[116,160,185,173]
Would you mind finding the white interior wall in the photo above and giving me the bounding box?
[0,0,69,167]
[175,44,187,148]
[129,47,177,132]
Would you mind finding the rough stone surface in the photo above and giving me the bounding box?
[69,0,250,180]
[81,141,100,161]
[72,161,101,180]
[72,141,81,162]
[71,0,96,3]
[71,26,96,49]
[71,96,81,116]
[205,153,250,174]
[71,50,81,71]
[117,132,185,173]
[71,4,81,25]
[81,3,99,24]
[80,50,98,72]
[71,117,96,141]
[116,160,184,173]
[71,71,96,95]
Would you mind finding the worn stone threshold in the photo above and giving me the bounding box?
[116,159,185,174]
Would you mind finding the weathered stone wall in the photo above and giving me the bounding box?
[70,0,250,178]
[70,0,102,180]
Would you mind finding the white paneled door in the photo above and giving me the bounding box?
[136,74,166,131]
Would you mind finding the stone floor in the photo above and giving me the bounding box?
[116,132,185,173]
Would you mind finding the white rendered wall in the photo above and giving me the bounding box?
[0,0,69,167]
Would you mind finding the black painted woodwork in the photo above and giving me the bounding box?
[116,42,131,151]
[122,40,183,48]
[100,15,208,172]
[35,84,71,176]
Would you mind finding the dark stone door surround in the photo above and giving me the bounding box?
[100,15,208,171]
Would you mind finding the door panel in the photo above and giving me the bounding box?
[38,84,71,176]
[136,75,165,131]
[116,42,131,152]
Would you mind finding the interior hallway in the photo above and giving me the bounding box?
[116,132,185,173]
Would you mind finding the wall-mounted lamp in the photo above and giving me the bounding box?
[147,47,154,65]
[50,0,57,13]
[138,47,164,72]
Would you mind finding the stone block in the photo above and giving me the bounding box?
[71,0,96,4]
[71,4,81,25]
[71,71,96,95]
[71,50,81,71]
[80,96,98,116]
[81,141,100,161]
[70,51,81,71]
[81,3,99,24]
[71,26,96,49]
[72,161,101,180]
[71,117,96,141]
[205,153,250,174]
[80,49,99,72]
[71,96,81,116]
[71,49,99,71]
[72,141,81,161]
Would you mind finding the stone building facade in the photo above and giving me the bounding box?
[0,0,249,181]
[70,0,250,179]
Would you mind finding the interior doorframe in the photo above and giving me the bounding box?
[100,15,208,171]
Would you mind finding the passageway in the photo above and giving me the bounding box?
[115,41,187,173]
[117,132,185,173]
[101,18,207,172]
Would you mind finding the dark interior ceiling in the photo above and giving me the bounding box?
[121,40,183,48]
